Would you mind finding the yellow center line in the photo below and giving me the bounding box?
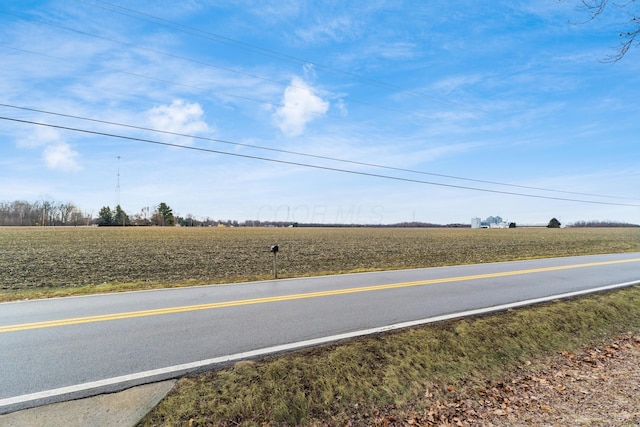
[2,258,639,333]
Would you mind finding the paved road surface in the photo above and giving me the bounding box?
[1,252,639,413]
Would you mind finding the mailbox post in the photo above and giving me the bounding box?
[270,245,279,279]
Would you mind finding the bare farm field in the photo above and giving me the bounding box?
[2,226,640,302]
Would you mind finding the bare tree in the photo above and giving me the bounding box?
[578,0,640,61]
[0,200,94,226]
[58,202,77,225]
[69,207,89,226]
[41,199,55,226]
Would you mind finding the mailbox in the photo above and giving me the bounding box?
[270,245,279,279]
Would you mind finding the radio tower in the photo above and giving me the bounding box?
[116,155,121,208]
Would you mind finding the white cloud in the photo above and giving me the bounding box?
[43,142,82,171]
[273,77,329,137]
[16,126,60,149]
[15,126,82,171]
[146,100,211,143]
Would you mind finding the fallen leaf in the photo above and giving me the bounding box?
[554,369,566,377]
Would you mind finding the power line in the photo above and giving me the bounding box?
[2,102,637,202]
[2,115,638,207]
[1,5,635,204]
[4,6,636,209]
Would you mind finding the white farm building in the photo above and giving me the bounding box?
[471,216,510,229]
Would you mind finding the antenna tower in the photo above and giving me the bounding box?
[116,155,121,208]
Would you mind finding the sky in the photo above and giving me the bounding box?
[1,0,639,225]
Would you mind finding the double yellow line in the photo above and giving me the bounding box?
[2,258,638,333]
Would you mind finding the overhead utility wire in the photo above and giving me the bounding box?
[79,0,485,113]
[2,115,638,207]
[0,11,414,118]
[2,103,636,202]
[0,9,632,202]
[7,46,615,202]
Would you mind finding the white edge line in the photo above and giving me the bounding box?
[1,280,638,410]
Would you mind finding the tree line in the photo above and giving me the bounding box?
[0,199,179,227]
[0,199,239,227]
[2,199,638,228]
[568,220,639,228]
[0,200,92,226]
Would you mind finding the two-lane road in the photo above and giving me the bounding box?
[1,252,639,413]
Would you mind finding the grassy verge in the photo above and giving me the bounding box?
[139,285,640,426]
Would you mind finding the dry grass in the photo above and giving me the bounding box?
[2,226,640,302]
[138,286,640,426]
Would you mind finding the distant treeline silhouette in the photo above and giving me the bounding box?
[569,220,639,228]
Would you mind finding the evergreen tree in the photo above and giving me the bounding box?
[547,218,561,228]
[155,202,174,226]
[113,205,130,226]
[98,206,113,226]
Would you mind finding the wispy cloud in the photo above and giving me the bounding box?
[15,125,82,171]
[430,75,484,95]
[375,42,418,60]
[294,15,360,45]
[42,142,82,171]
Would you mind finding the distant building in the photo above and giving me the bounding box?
[489,221,509,229]
[471,215,510,229]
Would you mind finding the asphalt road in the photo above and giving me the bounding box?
[1,252,639,414]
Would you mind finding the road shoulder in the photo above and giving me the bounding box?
[0,380,176,427]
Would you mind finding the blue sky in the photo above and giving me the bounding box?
[1,1,639,225]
